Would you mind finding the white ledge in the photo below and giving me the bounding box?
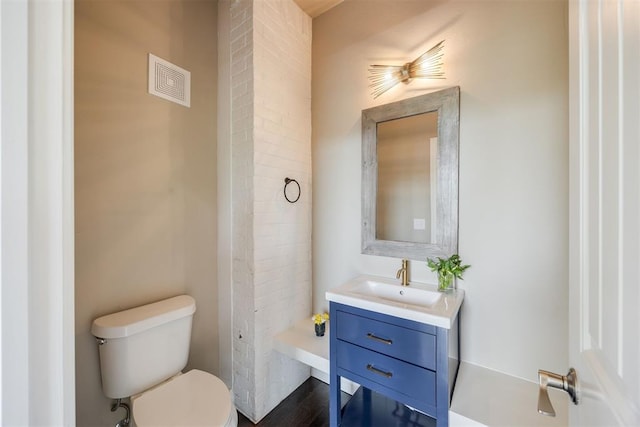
[451,362,568,427]
[274,319,568,427]
[274,317,329,374]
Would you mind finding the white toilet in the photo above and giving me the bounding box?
[91,295,238,427]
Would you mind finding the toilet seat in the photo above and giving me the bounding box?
[132,369,237,427]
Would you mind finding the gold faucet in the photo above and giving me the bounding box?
[396,259,409,286]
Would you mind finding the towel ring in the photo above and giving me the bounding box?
[284,177,301,203]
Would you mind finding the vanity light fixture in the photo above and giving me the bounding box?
[368,40,445,99]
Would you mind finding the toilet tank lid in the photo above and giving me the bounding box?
[91,295,196,339]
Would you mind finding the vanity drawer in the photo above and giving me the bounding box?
[337,340,436,405]
[336,310,436,370]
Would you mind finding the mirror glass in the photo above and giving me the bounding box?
[376,111,438,244]
[362,87,459,260]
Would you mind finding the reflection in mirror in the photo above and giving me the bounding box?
[376,112,438,244]
[362,86,459,260]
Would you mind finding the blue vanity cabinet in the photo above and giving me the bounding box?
[329,302,460,427]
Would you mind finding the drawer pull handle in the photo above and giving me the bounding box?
[366,364,393,379]
[366,333,393,345]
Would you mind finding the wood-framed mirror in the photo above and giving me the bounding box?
[361,86,460,260]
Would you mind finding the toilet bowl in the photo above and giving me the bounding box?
[132,370,237,427]
[91,295,237,427]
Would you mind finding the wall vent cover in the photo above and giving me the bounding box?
[148,54,191,107]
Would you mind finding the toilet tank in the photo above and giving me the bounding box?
[91,295,196,399]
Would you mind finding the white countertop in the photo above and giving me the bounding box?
[325,275,464,329]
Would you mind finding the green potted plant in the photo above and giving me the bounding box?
[427,254,470,292]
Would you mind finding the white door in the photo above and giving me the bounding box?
[566,0,640,425]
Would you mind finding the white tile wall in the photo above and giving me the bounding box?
[229,0,312,421]
[230,0,255,416]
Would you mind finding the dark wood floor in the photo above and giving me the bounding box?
[236,377,436,427]
[237,377,340,427]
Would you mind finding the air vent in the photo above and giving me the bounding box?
[148,54,191,107]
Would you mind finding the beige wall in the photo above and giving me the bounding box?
[312,0,569,382]
[74,1,218,425]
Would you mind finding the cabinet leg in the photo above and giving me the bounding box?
[329,375,341,427]
[362,387,371,407]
